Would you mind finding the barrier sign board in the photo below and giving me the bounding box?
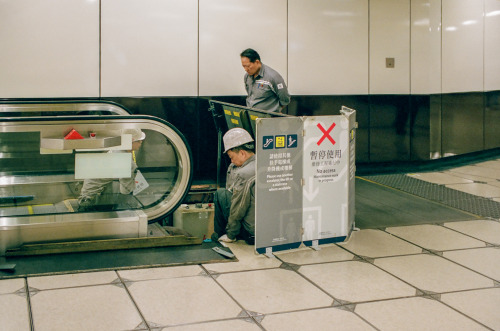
[302,116,349,245]
[255,117,304,253]
[256,108,356,254]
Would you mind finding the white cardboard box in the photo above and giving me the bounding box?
[173,204,214,240]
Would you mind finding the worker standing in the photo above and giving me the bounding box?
[241,48,290,113]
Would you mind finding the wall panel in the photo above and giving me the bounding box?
[411,0,442,94]
[288,0,369,95]
[199,0,287,96]
[369,95,411,161]
[485,0,500,91]
[442,0,484,93]
[369,0,410,94]
[485,91,500,149]
[441,93,484,155]
[0,0,99,98]
[101,0,198,97]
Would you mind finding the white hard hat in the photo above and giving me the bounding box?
[223,128,254,153]
[123,128,146,142]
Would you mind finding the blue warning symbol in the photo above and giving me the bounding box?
[287,134,298,148]
[263,136,274,150]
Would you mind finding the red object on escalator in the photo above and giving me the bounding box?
[64,129,84,140]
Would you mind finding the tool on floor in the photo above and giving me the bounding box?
[212,247,235,259]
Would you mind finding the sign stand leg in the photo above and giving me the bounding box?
[265,247,275,259]
[311,240,321,251]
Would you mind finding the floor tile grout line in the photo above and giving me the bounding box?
[198,264,266,331]
[114,270,152,331]
[274,255,338,302]
[203,265,282,276]
[336,233,499,296]
[252,305,384,331]
[333,240,487,304]
[281,247,496,330]
[203,251,420,322]
[431,253,499,285]
[428,295,496,331]
[334,241,437,294]
[24,277,35,331]
[119,272,209,284]
[440,221,500,247]
[430,285,499,296]
[11,252,496,331]
[272,255,382,331]
[142,257,494,331]
[380,229,500,284]
[151,315,265,330]
[23,281,124,293]
[276,257,360,268]
[379,226,485,253]
[214,252,461,306]
[208,250,464,327]
[337,233,499,293]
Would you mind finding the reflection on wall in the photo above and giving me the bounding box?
[485,91,500,149]
[103,91,500,184]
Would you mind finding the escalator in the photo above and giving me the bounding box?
[0,102,193,255]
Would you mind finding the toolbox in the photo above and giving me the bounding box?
[173,203,214,240]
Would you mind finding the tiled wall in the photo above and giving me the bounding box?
[411,0,442,94]
[288,0,369,95]
[101,0,199,97]
[1,0,499,97]
[485,0,500,91]
[370,0,410,94]
[442,0,484,94]
[199,0,288,96]
[0,0,99,98]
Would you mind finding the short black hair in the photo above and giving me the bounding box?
[240,48,261,63]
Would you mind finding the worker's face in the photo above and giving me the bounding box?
[241,57,261,77]
[227,149,246,167]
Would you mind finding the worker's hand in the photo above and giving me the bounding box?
[218,234,236,243]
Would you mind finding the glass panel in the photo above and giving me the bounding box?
[0,123,190,220]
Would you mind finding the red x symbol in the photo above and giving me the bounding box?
[317,123,336,146]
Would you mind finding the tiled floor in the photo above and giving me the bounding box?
[1,159,500,330]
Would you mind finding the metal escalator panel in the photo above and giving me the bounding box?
[0,115,193,222]
[0,100,130,116]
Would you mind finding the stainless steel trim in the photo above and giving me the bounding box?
[41,136,122,150]
[0,210,147,255]
[0,102,130,115]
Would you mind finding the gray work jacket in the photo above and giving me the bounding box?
[244,63,290,112]
[225,155,256,239]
